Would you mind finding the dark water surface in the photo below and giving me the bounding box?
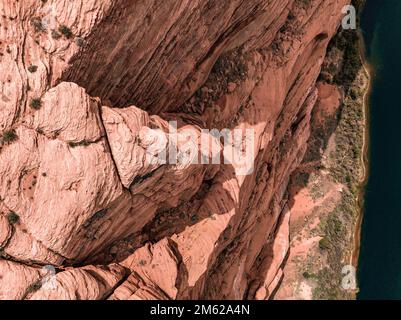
[358,0,401,299]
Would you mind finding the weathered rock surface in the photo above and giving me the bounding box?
[29,264,127,300]
[0,0,350,299]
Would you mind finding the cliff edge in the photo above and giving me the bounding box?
[0,0,358,300]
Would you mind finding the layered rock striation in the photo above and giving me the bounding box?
[0,0,351,299]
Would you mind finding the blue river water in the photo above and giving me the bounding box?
[358,0,401,299]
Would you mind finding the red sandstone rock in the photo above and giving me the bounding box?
[0,0,350,299]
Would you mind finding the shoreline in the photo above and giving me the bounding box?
[350,30,372,271]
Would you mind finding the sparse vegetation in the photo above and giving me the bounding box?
[26,280,42,294]
[28,65,38,73]
[313,200,355,299]
[332,30,362,91]
[291,171,309,188]
[83,209,107,229]
[131,171,155,186]
[31,17,45,33]
[7,211,19,224]
[310,181,324,200]
[302,271,314,279]
[58,25,73,39]
[30,98,42,110]
[312,267,343,300]
[68,140,91,148]
[319,237,330,250]
[138,260,147,266]
[178,47,249,116]
[2,129,18,143]
[0,249,11,259]
[330,97,364,190]
[299,1,366,299]
[51,30,62,40]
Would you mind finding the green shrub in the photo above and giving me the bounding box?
[30,98,42,110]
[2,129,18,143]
[7,212,19,224]
[319,237,330,250]
[51,30,62,40]
[26,281,42,294]
[68,140,91,148]
[58,25,73,39]
[31,17,45,33]
[28,65,38,73]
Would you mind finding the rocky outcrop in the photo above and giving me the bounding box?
[0,0,350,299]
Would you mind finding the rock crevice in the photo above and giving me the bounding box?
[0,0,350,299]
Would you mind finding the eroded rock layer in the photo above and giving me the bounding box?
[0,0,350,299]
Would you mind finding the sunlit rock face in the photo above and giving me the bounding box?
[0,0,349,299]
